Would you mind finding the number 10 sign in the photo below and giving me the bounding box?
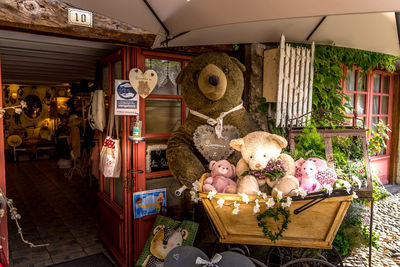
[68,8,93,28]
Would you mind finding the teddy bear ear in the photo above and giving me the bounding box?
[268,134,288,149]
[176,68,185,84]
[230,56,246,72]
[230,138,244,151]
[209,160,217,170]
[153,225,165,235]
[180,228,189,240]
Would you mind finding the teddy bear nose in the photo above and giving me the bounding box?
[255,163,261,168]
[208,75,219,86]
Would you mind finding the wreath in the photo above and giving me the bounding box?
[256,207,291,242]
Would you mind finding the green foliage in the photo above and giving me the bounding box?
[292,123,326,160]
[333,202,379,256]
[367,120,391,156]
[312,45,396,123]
[257,207,290,242]
[332,136,364,166]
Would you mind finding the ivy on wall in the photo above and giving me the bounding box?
[312,45,397,122]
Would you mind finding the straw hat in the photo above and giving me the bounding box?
[39,126,51,140]
[7,135,22,147]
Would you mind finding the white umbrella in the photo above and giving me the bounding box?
[62,0,400,55]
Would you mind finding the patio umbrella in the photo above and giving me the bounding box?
[62,0,400,55]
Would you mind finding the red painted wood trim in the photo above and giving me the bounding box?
[98,192,124,219]
[145,170,172,179]
[0,54,9,266]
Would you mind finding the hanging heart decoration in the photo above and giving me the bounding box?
[193,125,240,162]
[129,68,158,98]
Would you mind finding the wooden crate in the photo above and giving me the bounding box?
[199,174,353,249]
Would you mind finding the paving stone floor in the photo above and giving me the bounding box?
[6,160,113,267]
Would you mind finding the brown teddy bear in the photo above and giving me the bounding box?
[230,131,299,197]
[167,52,259,187]
[203,160,237,193]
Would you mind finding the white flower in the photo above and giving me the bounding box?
[238,193,250,204]
[352,191,358,199]
[253,199,260,214]
[351,176,362,189]
[192,180,200,192]
[266,198,275,208]
[190,190,199,203]
[216,198,225,208]
[207,190,217,200]
[281,197,292,208]
[232,201,240,215]
[276,190,283,201]
[323,184,333,195]
[297,188,307,198]
[343,180,352,194]
[20,100,27,108]
[14,108,22,114]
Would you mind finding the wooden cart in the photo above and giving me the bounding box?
[199,174,353,250]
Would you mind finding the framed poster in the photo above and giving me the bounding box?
[133,188,166,219]
[114,80,139,115]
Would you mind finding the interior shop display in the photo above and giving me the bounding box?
[99,95,121,178]
[166,52,259,187]
[23,95,42,119]
[136,215,199,267]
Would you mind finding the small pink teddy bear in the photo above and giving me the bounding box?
[203,160,237,193]
[297,159,322,193]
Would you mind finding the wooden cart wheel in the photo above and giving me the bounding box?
[281,258,337,267]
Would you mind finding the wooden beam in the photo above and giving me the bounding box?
[0,0,156,46]
[390,74,400,184]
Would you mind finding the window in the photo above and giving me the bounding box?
[343,66,393,156]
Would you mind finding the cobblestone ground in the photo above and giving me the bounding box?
[343,191,400,267]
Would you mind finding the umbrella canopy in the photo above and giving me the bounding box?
[62,0,400,55]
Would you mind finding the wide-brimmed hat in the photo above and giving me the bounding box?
[7,135,22,147]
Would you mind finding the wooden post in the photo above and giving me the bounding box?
[287,47,296,127]
[276,35,285,127]
[390,74,400,184]
[281,44,291,127]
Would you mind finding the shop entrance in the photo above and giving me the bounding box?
[0,29,119,267]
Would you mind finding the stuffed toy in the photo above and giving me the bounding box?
[203,160,237,193]
[142,225,189,267]
[296,159,322,193]
[167,52,259,187]
[295,158,337,187]
[230,131,299,196]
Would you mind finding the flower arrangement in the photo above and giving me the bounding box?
[241,159,286,182]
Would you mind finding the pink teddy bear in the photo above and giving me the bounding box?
[203,160,237,193]
[296,159,322,193]
[295,158,337,187]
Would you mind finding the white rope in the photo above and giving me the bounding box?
[189,103,243,138]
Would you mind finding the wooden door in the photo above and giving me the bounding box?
[98,48,133,267]
[0,54,10,266]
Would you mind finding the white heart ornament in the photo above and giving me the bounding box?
[129,68,158,98]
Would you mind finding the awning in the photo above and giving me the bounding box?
[62,0,400,55]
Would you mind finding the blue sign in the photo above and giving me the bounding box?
[133,188,166,219]
[114,80,139,115]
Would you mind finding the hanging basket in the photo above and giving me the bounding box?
[198,173,353,249]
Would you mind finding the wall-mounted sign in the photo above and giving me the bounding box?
[68,8,93,28]
[115,80,139,115]
[129,68,158,98]
[133,188,166,219]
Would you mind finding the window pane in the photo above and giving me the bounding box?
[382,75,390,94]
[371,117,378,132]
[345,93,354,113]
[373,74,380,93]
[104,178,110,195]
[372,96,380,114]
[381,117,388,125]
[146,138,169,173]
[145,99,181,133]
[355,117,365,128]
[381,96,388,114]
[114,60,122,80]
[356,94,366,114]
[115,177,124,207]
[103,66,109,91]
[145,59,181,95]
[357,71,366,91]
[346,69,355,91]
